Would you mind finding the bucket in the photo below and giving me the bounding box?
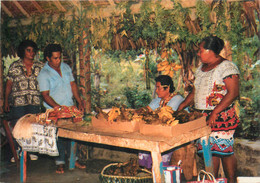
[163,165,182,183]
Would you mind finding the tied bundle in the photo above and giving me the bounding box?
[12,114,37,139]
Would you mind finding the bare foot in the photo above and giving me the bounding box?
[75,161,86,169]
[56,164,64,174]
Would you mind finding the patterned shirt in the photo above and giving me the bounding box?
[7,59,44,107]
[194,60,240,110]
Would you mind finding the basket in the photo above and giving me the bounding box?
[100,163,153,183]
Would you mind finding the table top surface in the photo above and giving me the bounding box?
[57,119,211,152]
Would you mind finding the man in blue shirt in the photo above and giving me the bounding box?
[37,44,84,173]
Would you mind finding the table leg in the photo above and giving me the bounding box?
[200,136,213,173]
[20,151,27,182]
[2,120,19,167]
[69,140,77,170]
[151,150,164,183]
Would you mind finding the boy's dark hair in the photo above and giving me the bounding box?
[17,40,38,59]
[44,44,62,60]
[201,35,224,55]
[155,75,175,93]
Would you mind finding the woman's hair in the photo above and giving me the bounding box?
[44,44,62,60]
[17,40,38,59]
[201,35,224,55]
[155,75,175,93]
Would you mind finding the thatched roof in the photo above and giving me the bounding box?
[1,1,119,19]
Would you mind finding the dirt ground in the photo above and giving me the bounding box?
[0,144,117,183]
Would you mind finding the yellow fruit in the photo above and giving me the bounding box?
[164,65,172,71]
[157,64,168,71]
[163,69,170,75]
[170,120,179,126]
[160,60,169,66]
[169,70,174,78]
[161,51,168,59]
[172,65,182,71]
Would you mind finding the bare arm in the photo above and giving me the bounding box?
[208,75,239,127]
[70,81,84,112]
[41,91,60,108]
[177,87,195,111]
[4,80,12,112]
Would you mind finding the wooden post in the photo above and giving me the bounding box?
[83,31,92,114]
[200,136,213,173]
[151,142,164,183]
[79,29,91,114]
[20,151,27,182]
[2,120,19,167]
[69,141,77,170]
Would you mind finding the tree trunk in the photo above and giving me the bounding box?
[83,30,92,114]
[145,48,150,90]
[94,72,101,107]
[79,31,92,114]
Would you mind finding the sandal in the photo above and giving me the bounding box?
[56,164,65,174]
[75,161,86,169]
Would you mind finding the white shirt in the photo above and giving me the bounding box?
[194,60,240,110]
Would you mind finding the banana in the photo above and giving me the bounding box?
[170,120,179,126]
[169,70,174,78]
[161,51,168,59]
[159,60,169,67]
[157,64,169,71]
[164,65,172,71]
[163,69,170,75]
[172,64,182,71]
[108,107,121,122]
[161,106,174,113]
[167,117,176,125]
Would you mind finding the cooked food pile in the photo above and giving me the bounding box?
[37,106,84,125]
[95,105,203,126]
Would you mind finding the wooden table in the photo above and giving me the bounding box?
[20,121,212,183]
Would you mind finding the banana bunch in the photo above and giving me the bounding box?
[157,61,182,78]
[157,50,182,78]
[158,106,179,126]
[108,107,121,122]
[158,106,174,120]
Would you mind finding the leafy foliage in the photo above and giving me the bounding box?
[123,85,152,109]
[1,1,259,139]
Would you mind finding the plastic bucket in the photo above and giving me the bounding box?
[163,165,182,183]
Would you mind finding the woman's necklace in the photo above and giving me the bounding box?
[159,93,176,107]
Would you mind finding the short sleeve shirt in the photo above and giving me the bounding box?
[37,62,75,109]
[194,60,240,110]
[7,59,44,107]
[148,95,184,111]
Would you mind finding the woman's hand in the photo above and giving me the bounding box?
[206,111,218,127]
[4,102,10,112]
